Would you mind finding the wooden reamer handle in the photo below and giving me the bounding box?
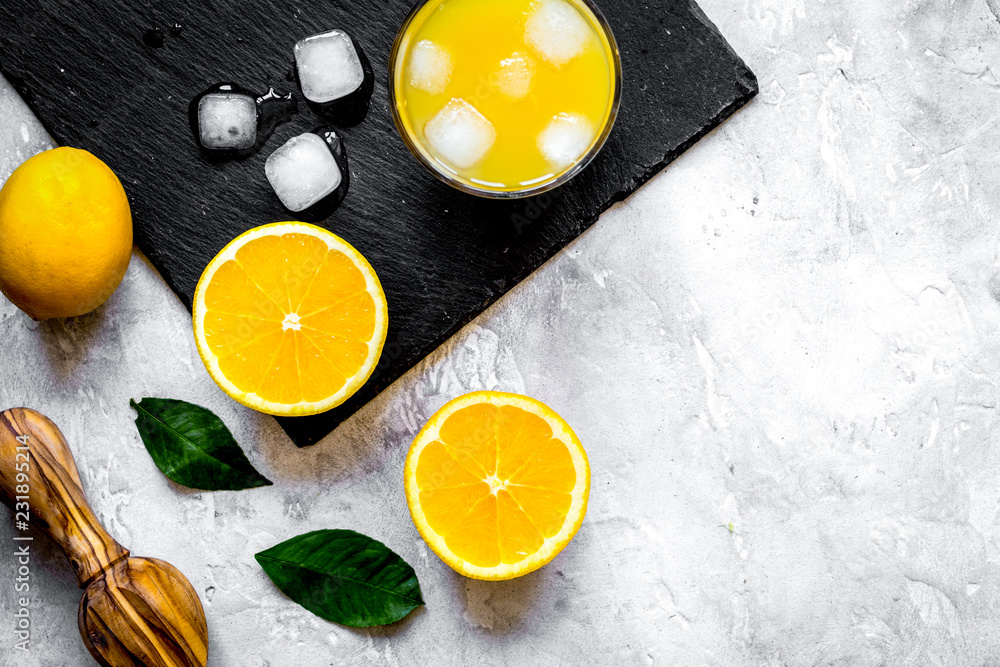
[0,407,129,587]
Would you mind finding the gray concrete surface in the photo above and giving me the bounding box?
[4,0,1000,664]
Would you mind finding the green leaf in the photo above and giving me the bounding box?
[130,397,272,491]
[255,529,424,627]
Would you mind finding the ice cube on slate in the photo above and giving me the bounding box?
[491,53,535,100]
[537,112,595,168]
[408,39,453,95]
[197,93,257,150]
[294,30,365,103]
[525,0,590,67]
[265,133,343,212]
[424,98,497,170]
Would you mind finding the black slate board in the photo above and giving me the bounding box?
[1,0,756,446]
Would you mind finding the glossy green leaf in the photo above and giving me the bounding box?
[130,397,272,491]
[255,529,424,627]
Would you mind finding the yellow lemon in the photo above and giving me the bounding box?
[404,391,590,580]
[0,147,133,319]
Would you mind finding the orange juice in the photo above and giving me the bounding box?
[391,0,619,196]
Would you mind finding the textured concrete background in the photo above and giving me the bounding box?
[4,0,1000,664]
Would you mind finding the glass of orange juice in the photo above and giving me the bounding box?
[390,0,621,198]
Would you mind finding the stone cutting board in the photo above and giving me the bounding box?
[0,0,756,446]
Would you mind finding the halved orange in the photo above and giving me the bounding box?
[404,391,590,580]
[192,222,387,416]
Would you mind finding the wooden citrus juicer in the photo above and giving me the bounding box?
[0,407,208,667]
